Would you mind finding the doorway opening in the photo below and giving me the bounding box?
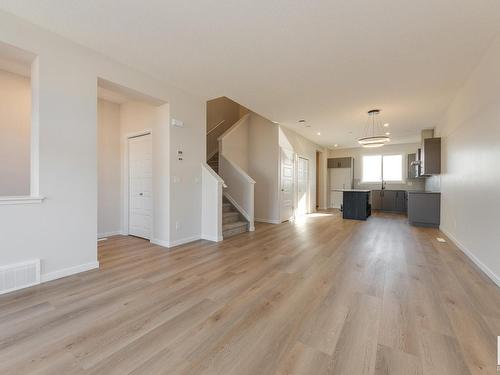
[97,78,167,242]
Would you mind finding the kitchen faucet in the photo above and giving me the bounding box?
[381,180,386,190]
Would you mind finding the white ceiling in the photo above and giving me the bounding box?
[1,0,500,148]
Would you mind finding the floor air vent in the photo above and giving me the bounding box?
[0,260,41,295]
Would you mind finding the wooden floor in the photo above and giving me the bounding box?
[0,211,499,375]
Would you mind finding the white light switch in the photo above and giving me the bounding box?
[171,118,184,128]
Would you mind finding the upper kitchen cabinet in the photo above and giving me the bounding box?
[421,137,441,175]
[327,157,352,168]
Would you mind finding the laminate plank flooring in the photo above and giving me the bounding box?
[0,211,499,374]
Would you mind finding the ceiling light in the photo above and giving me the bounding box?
[358,109,390,148]
[384,123,389,127]
[272,120,279,124]
[385,132,391,135]
[334,144,338,147]
[317,132,321,135]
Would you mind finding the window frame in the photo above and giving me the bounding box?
[361,153,405,184]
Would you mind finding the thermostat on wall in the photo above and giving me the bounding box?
[171,118,184,128]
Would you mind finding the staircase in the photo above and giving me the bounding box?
[222,198,249,238]
[207,152,219,174]
[206,152,250,239]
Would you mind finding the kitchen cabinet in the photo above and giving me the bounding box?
[421,138,441,175]
[408,192,440,227]
[394,191,407,211]
[343,190,371,220]
[327,157,352,168]
[371,190,406,212]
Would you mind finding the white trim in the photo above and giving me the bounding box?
[0,196,45,205]
[41,261,99,283]
[150,238,170,248]
[97,230,122,239]
[255,218,281,224]
[151,235,202,248]
[201,162,226,187]
[440,226,500,287]
[201,234,223,242]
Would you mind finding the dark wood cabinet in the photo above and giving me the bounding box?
[327,157,352,168]
[394,191,407,212]
[421,138,441,175]
[408,192,440,227]
[371,190,406,212]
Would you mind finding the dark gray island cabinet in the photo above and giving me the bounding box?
[339,190,371,220]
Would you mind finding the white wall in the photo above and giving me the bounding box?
[248,114,280,223]
[0,10,205,282]
[433,34,500,285]
[328,143,426,192]
[220,115,249,172]
[0,69,30,196]
[97,99,121,237]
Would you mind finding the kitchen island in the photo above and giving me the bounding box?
[334,189,371,220]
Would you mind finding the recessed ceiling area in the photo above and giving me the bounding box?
[1,0,500,148]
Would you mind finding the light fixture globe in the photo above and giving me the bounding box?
[358,109,391,148]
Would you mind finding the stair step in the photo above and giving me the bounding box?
[222,221,248,238]
[223,203,234,212]
[223,211,240,224]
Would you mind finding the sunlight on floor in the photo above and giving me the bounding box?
[291,212,335,225]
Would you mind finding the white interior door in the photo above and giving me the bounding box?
[296,157,309,217]
[128,133,152,239]
[280,148,295,222]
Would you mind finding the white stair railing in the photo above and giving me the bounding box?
[201,162,226,242]
[219,154,255,231]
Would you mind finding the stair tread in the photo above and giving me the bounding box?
[223,211,239,217]
[223,221,248,230]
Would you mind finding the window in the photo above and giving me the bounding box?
[382,154,403,181]
[362,155,382,183]
[362,154,403,183]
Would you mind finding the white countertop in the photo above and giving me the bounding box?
[332,189,371,193]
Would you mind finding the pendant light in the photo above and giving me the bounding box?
[358,109,390,148]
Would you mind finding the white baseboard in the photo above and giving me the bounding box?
[150,238,170,248]
[151,235,202,248]
[255,218,281,224]
[440,226,500,287]
[201,234,223,242]
[41,261,99,283]
[97,230,123,239]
